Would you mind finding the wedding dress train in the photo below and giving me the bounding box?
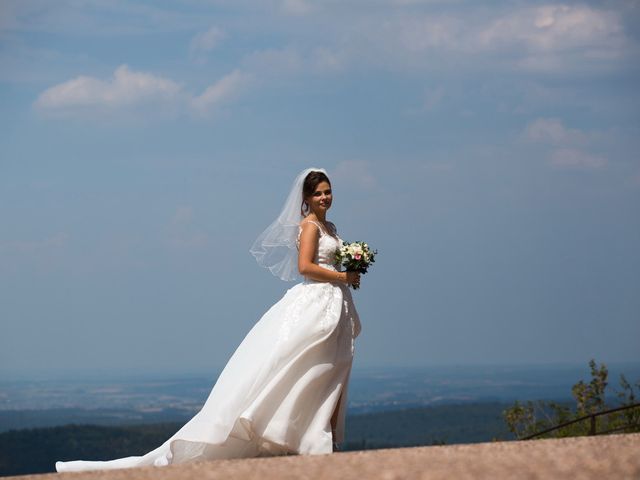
[55,219,361,472]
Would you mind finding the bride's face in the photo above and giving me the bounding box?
[307,181,332,215]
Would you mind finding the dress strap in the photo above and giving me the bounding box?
[300,219,327,236]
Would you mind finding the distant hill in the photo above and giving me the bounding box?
[0,423,181,476]
[0,407,192,434]
[344,401,515,450]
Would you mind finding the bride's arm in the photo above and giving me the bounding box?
[298,222,352,284]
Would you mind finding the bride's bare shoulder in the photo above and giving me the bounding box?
[299,218,320,230]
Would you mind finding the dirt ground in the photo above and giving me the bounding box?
[9,433,640,480]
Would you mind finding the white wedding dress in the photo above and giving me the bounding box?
[55,219,361,472]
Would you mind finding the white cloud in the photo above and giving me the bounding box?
[4,1,634,78]
[478,5,623,52]
[189,26,226,64]
[280,0,314,15]
[311,46,347,72]
[549,148,607,169]
[34,64,183,110]
[190,69,253,114]
[34,65,251,118]
[326,4,629,75]
[522,118,608,170]
[524,118,588,146]
[20,3,640,122]
[476,5,626,72]
[0,232,69,253]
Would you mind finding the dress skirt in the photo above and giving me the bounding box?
[55,278,361,472]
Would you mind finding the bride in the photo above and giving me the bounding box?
[55,167,363,472]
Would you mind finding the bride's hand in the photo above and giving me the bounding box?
[346,271,360,288]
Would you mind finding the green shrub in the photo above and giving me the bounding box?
[503,359,640,439]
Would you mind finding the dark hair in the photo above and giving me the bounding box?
[301,171,331,217]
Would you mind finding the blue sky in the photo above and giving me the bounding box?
[1,0,639,378]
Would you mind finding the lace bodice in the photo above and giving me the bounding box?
[296,219,343,272]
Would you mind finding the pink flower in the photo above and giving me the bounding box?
[354,253,361,260]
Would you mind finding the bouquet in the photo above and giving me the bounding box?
[334,241,377,290]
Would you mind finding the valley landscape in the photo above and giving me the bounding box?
[2,362,639,476]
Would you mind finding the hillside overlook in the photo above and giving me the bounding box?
[7,433,639,480]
